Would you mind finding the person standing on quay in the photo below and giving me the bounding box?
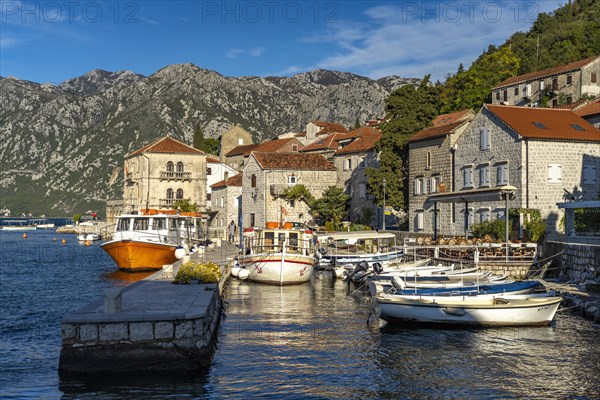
[228,220,236,244]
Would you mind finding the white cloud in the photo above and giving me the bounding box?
[139,16,159,25]
[0,37,21,49]
[226,47,264,59]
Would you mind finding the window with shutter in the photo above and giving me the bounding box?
[415,211,424,231]
[547,164,562,183]
[582,163,597,185]
[496,164,508,185]
[480,128,490,150]
[463,167,473,188]
[479,165,490,187]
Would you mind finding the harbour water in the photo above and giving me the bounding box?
[1,231,599,399]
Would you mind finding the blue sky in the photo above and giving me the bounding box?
[1,0,563,84]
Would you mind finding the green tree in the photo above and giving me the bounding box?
[366,75,441,212]
[193,124,220,155]
[172,198,197,212]
[309,186,349,229]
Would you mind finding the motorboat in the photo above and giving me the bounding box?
[0,220,37,231]
[238,225,317,285]
[77,233,101,241]
[375,292,562,326]
[315,231,403,268]
[101,211,202,272]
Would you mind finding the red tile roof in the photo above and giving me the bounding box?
[573,97,600,117]
[300,132,344,152]
[225,143,259,157]
[485,104,600,141]
[126,136,205,158]
[432,109,474,127]
[211,173,242,188]
[252,138,303,153]
[206,156,221,163]
[251,152,336,171]
[408,121,467,143]
[335,127,382,154]
[311,120,349,134]
[493,56,599,89]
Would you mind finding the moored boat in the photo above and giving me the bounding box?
[0,220,37,231]
[238,226,317,285]
[316,231,403,268]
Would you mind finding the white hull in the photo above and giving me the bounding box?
[376,295,562,326]
[78,233,100,241]
[239,253,314,285]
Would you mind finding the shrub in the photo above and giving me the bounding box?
[471,219,506,240]
[175,261,221,284]
[525,218,546,243]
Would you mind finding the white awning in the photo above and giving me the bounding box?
[427,185,517,204]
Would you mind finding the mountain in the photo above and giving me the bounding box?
[0,64,417,215]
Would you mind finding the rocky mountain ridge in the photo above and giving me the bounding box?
[0,63,418,215]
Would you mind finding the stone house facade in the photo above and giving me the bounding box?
[209,174,243,240]
[445,104,600,237]
[241,152,338,229]
[206,156,238,208]
[408,110,475,233]
[300,120,348,146]
[491,56,600,107]
[224,138,303,171]
[123,137,207,212]
[219,124,253,163]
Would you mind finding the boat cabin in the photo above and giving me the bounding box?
[317,231,398,254]
[242,227,316,256]
[113,213,204,245]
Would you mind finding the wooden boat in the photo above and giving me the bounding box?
[238,226,317,285]
[101,212,199,272]
[375,293,562,326]
[316,231,403,268]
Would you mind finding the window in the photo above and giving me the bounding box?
[290,199,295,208]
[176,189,184,199]
[495,91,500,101]
[480,209,490,223]
[292,144,298,151]
[532,122,548,129]
[566,75,572,85]
[176,162,184,173]
[117,218,131,231]
[514,87,519,96]
[503,90,507,102]
[166,188,174,201]
[220,196,224,207]
[133,218,149,231]
[480,128,491,150]
[496,163,509,185]
[552,99,558,107]
[583,163,597,185]
[426,151,431,169]
[592,73,598,84]
[359,183,366,199]
[238,138,244,145]
[251,174,256,188]
[570,124,585,131]
[206,193,212,201]
[288,175,297,185]
[166,161,174,172]
[479,165,490,187]
[414,177,425,195]
[415,211,424,231]
[466,208,474,229]
[463,167,473,188]
[539,80,544,90]
[566,96,572,104]
[548,164,562,183]
[429,175,440,194]
[345,158,352,170]
[207,167,212,175]
[552,78,558,91]
[250,213,255,227]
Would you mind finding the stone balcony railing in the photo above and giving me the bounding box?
[159,198,175,207]
[160,171,192,180]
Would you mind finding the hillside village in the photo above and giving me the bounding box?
[107,56,600,242]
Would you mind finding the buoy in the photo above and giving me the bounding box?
[84,240,91,246]
[61,239,67,245]
[22,233,27,239]
[238,268,249,280]
[52,238,57,242]
[174,247,186,260]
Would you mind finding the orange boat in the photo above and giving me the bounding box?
[101,212,203,272]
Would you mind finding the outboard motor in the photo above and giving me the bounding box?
[344,260,370,282]
[372,262,383,275]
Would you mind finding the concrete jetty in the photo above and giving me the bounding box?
[59,243,240,376]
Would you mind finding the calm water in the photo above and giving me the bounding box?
[1,231,599,399]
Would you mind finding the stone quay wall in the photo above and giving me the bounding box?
[544,241,600,284]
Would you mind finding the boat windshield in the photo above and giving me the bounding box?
[169,218,179,230]
[152,218,166,230]
[116,218,130,231]
[133,218,149,231]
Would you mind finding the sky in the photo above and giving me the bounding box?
[0,0,564,84]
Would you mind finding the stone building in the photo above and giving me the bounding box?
[407,110,475,233]
[224,138,303,171]
[241,152,338,229]
[219,124,253,163]
[122,136,207,212]
[209,173,243,240]
[298,120,348,146]
[491,56,600,107]
[573,97,600,128]
[206,156,238,208]
[429,104,600,238]
[332,127,382,224]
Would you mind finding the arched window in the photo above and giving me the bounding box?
[166,188,174,205]
[176,162,184,173]
[176,189,184,199]
[166,161,174,172]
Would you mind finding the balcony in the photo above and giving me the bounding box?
[159,198,175,207]
[160,171,192,181]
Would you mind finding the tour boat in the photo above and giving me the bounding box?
[0,220,37,231]
[238,225,317,285]
[315,231,403,268]
[101,211,202,272]
[375,292,562,326]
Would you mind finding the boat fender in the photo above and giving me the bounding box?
[238,268,249,280]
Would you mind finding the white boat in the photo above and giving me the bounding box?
[1,220,37,231]
[238,226,317,285]
[77,233,101,241]
[375,292,562,326]
[101,210,203,272]
[316,231,403,267]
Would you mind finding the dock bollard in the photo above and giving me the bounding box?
[104,288,123,313]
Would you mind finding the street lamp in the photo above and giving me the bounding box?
[382,178,387,231]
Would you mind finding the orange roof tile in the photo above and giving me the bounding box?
[432,109,474,127]
[335,127,382,154]
[300,132,344,152]
[225,143,259,157]
[493,56,599,89]
[211,173,242,188]
[251,152,336,171]
[126,136,205,158]
[206,156,221,163]
[408,121,467,143]
[485,104,600,141]
[252,138,303,153]
[311,120,349,134]
[573,98,600,117]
